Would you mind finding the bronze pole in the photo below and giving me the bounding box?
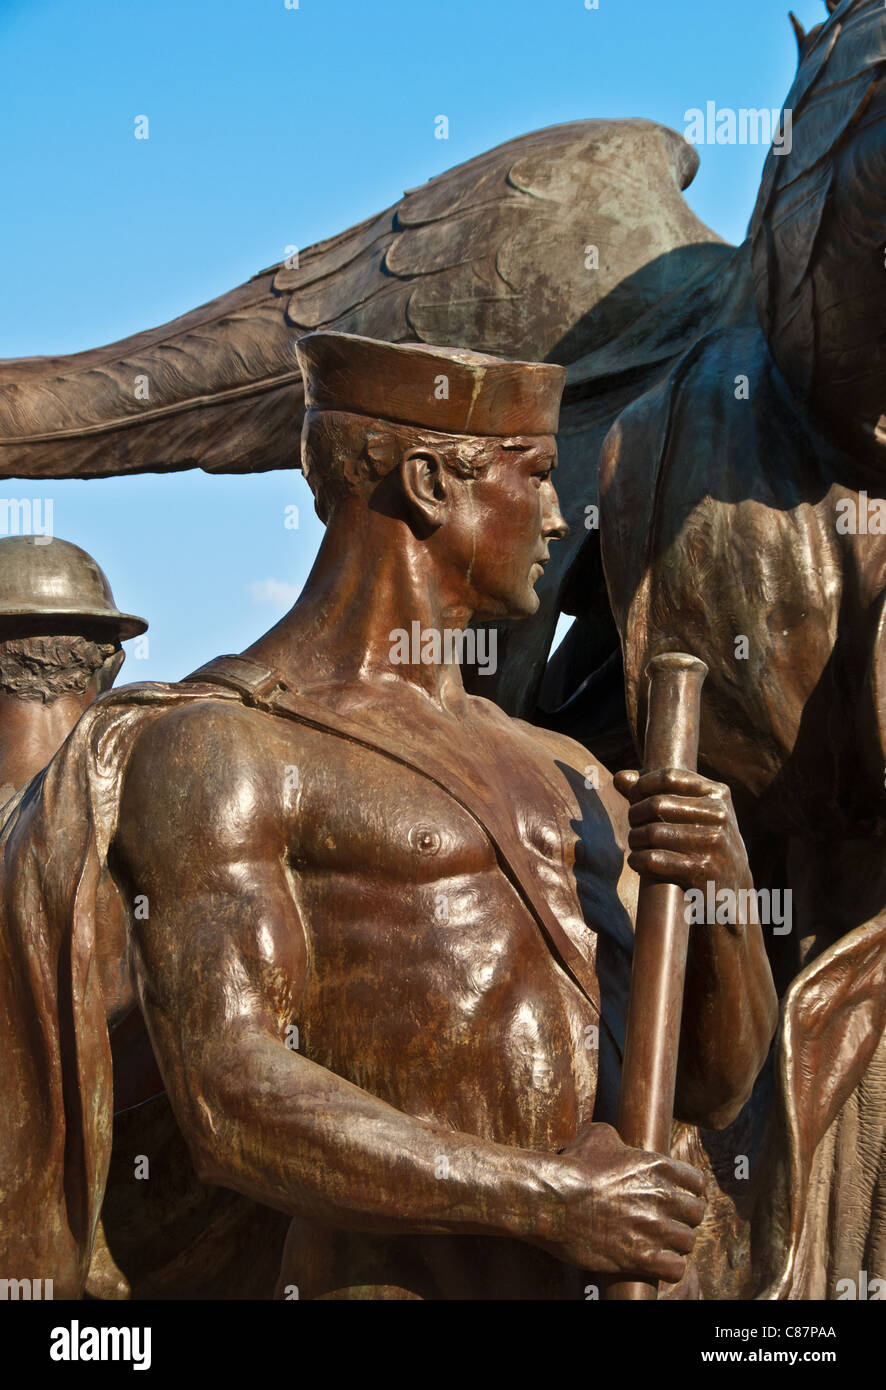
[606,651,708,1301]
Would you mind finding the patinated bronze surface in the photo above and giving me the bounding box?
[0,537,148,1297]
[597,0,886,1298]
[0,0,883,1304]
[0,536,145,805]
[0,336,777,1299]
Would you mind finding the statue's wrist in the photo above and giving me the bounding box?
[492,1149,566,1247]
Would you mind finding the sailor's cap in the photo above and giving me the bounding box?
[296,332,566,437]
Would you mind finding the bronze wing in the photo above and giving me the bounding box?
[0,118,723,482]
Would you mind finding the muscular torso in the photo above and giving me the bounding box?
[282,696,634,1149]
[109,680,638,1298]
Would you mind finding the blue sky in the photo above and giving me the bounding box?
[0,0,829,682]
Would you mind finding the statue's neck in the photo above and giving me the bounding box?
[243,510,473,711]
[0,692,89,792]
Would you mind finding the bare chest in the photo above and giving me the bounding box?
[279,718,626,1146]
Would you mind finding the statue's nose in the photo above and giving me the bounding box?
[543,487,569,541]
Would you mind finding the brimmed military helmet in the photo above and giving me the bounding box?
[0,536,147,640]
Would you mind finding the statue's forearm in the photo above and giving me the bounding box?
[675,877,778,1128]
[178,1024,560,1245]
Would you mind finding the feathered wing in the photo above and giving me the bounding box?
[0,118,723,480]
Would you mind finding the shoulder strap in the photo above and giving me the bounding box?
[184,654,626,1054]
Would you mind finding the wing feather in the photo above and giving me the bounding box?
[0,118,723,478]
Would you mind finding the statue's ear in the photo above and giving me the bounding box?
[398,448,447,530]
[95,647,126,694]
[789,1,836,62]
[788,11,806,54]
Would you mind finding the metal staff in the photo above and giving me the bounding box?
[607,651,708,1301]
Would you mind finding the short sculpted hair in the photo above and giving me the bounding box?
[301,409,502,522]
[0,634,119,702]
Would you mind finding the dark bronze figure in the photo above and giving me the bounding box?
[0,537,147,1297]
[0,335,776,1299]
[599,0,886,1297]
[0,0,883,1303]
[0,536,145,806]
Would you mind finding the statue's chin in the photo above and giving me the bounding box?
[474,590,538,623]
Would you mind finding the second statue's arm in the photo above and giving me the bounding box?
[614,767,779,1130]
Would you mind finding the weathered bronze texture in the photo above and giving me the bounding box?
[0,536,146,639]
[0,0,883,1303]
[0,536,145,803]
[1,5,881,827]
[594,1,886,1299]
[0,335,777,1299]
[0,537,148,1299]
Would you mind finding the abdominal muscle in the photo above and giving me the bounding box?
[296,868,601,1146]
[283,871,603,1299]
